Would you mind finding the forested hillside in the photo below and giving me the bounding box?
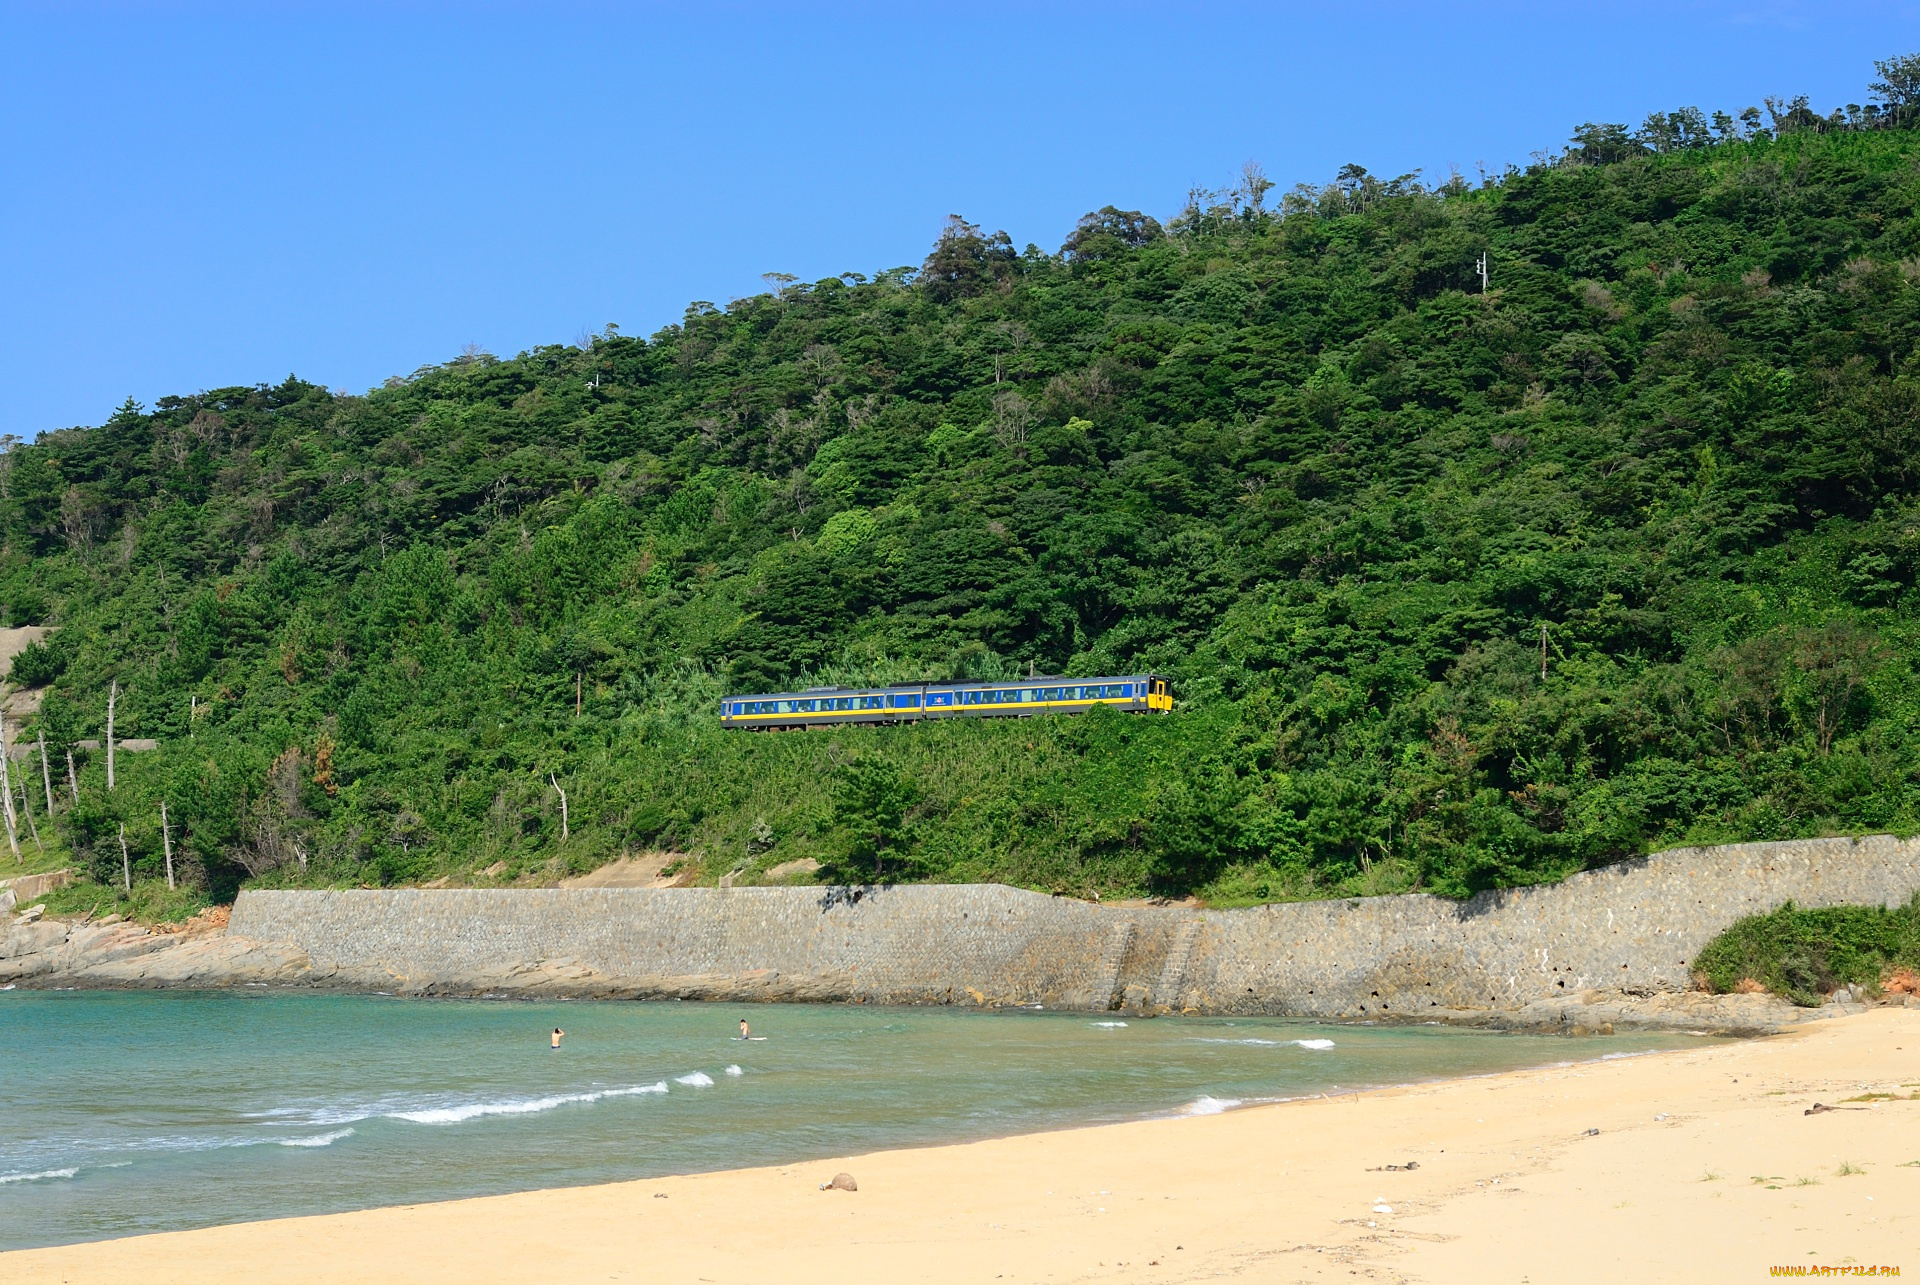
[10,61,1920,910]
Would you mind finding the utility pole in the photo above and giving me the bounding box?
[161,800,174,890]
[1476,251,1490,292]
[1540,622,1549,682]
[106,680,117,792]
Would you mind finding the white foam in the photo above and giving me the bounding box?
[278,1129,354,1148]
[388,1082,667,1126]
[1092,1021,1129,1028]
[1191,1036,1334,1049]
[724,1065,744,1077]
[1183,1096,1244,1116]
[0,1167,78,1184]
[674,1071,715,1087]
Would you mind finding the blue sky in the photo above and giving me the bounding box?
[2,1,1915,437]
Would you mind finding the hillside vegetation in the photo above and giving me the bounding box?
[9,62,1920,909]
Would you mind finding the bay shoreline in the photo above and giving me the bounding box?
[6,1009,1915,1284]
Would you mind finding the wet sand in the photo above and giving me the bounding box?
[7,1008,1916,1283]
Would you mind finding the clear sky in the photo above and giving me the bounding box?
[2,1,1916,438]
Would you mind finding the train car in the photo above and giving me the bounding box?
[719,674,1172,730]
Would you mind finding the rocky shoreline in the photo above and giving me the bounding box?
[3,906,1898,1036]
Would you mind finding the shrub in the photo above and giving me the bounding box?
[1693,894,1920,1006]
[7,638,65,687]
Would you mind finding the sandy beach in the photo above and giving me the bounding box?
[7,1008,1916,1284]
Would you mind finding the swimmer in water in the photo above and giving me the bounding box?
[551,1027,565,1049]
[738,1018,750,1040]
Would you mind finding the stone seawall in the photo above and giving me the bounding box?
[218,834,1920,1019]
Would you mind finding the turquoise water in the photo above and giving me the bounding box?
[0,990,1692,1250]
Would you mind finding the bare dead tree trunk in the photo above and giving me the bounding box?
[106,680,117,792]
[38,731,54,814]
[549,772,569,841]
[575,671,582,717]
[65,749,78,807]
[118,822,130,891]
[0,719,19,863]
[17,750,41,854]
[161,799,174,889]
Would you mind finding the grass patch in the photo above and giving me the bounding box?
[35,875,212,924]
[1691,893,1920,1006]
[1836,1162,1865,1176]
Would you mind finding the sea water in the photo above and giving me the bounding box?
[0,989,1691,1250]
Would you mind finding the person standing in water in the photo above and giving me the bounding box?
[738,1018,750,1040]
[551,1027,565,1049]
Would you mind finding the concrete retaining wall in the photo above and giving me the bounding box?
[228,835,1920,1016]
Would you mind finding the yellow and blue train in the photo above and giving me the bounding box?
[719,674,1172,729]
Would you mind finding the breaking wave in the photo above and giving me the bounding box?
[1182,1096,1244,1116]
[278,1129,354,1148]
[0,1167,78,1185]
[674,1071,714,1087]
[1192,1036,1334,1050]
[387,1082,669,1126]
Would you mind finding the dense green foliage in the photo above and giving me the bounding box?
[1693,894,1920,1005]
[11,64,1920,905]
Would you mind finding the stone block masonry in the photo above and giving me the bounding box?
[219,835,1920,1018]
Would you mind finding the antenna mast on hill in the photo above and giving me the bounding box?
[1475,251,1490,293]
